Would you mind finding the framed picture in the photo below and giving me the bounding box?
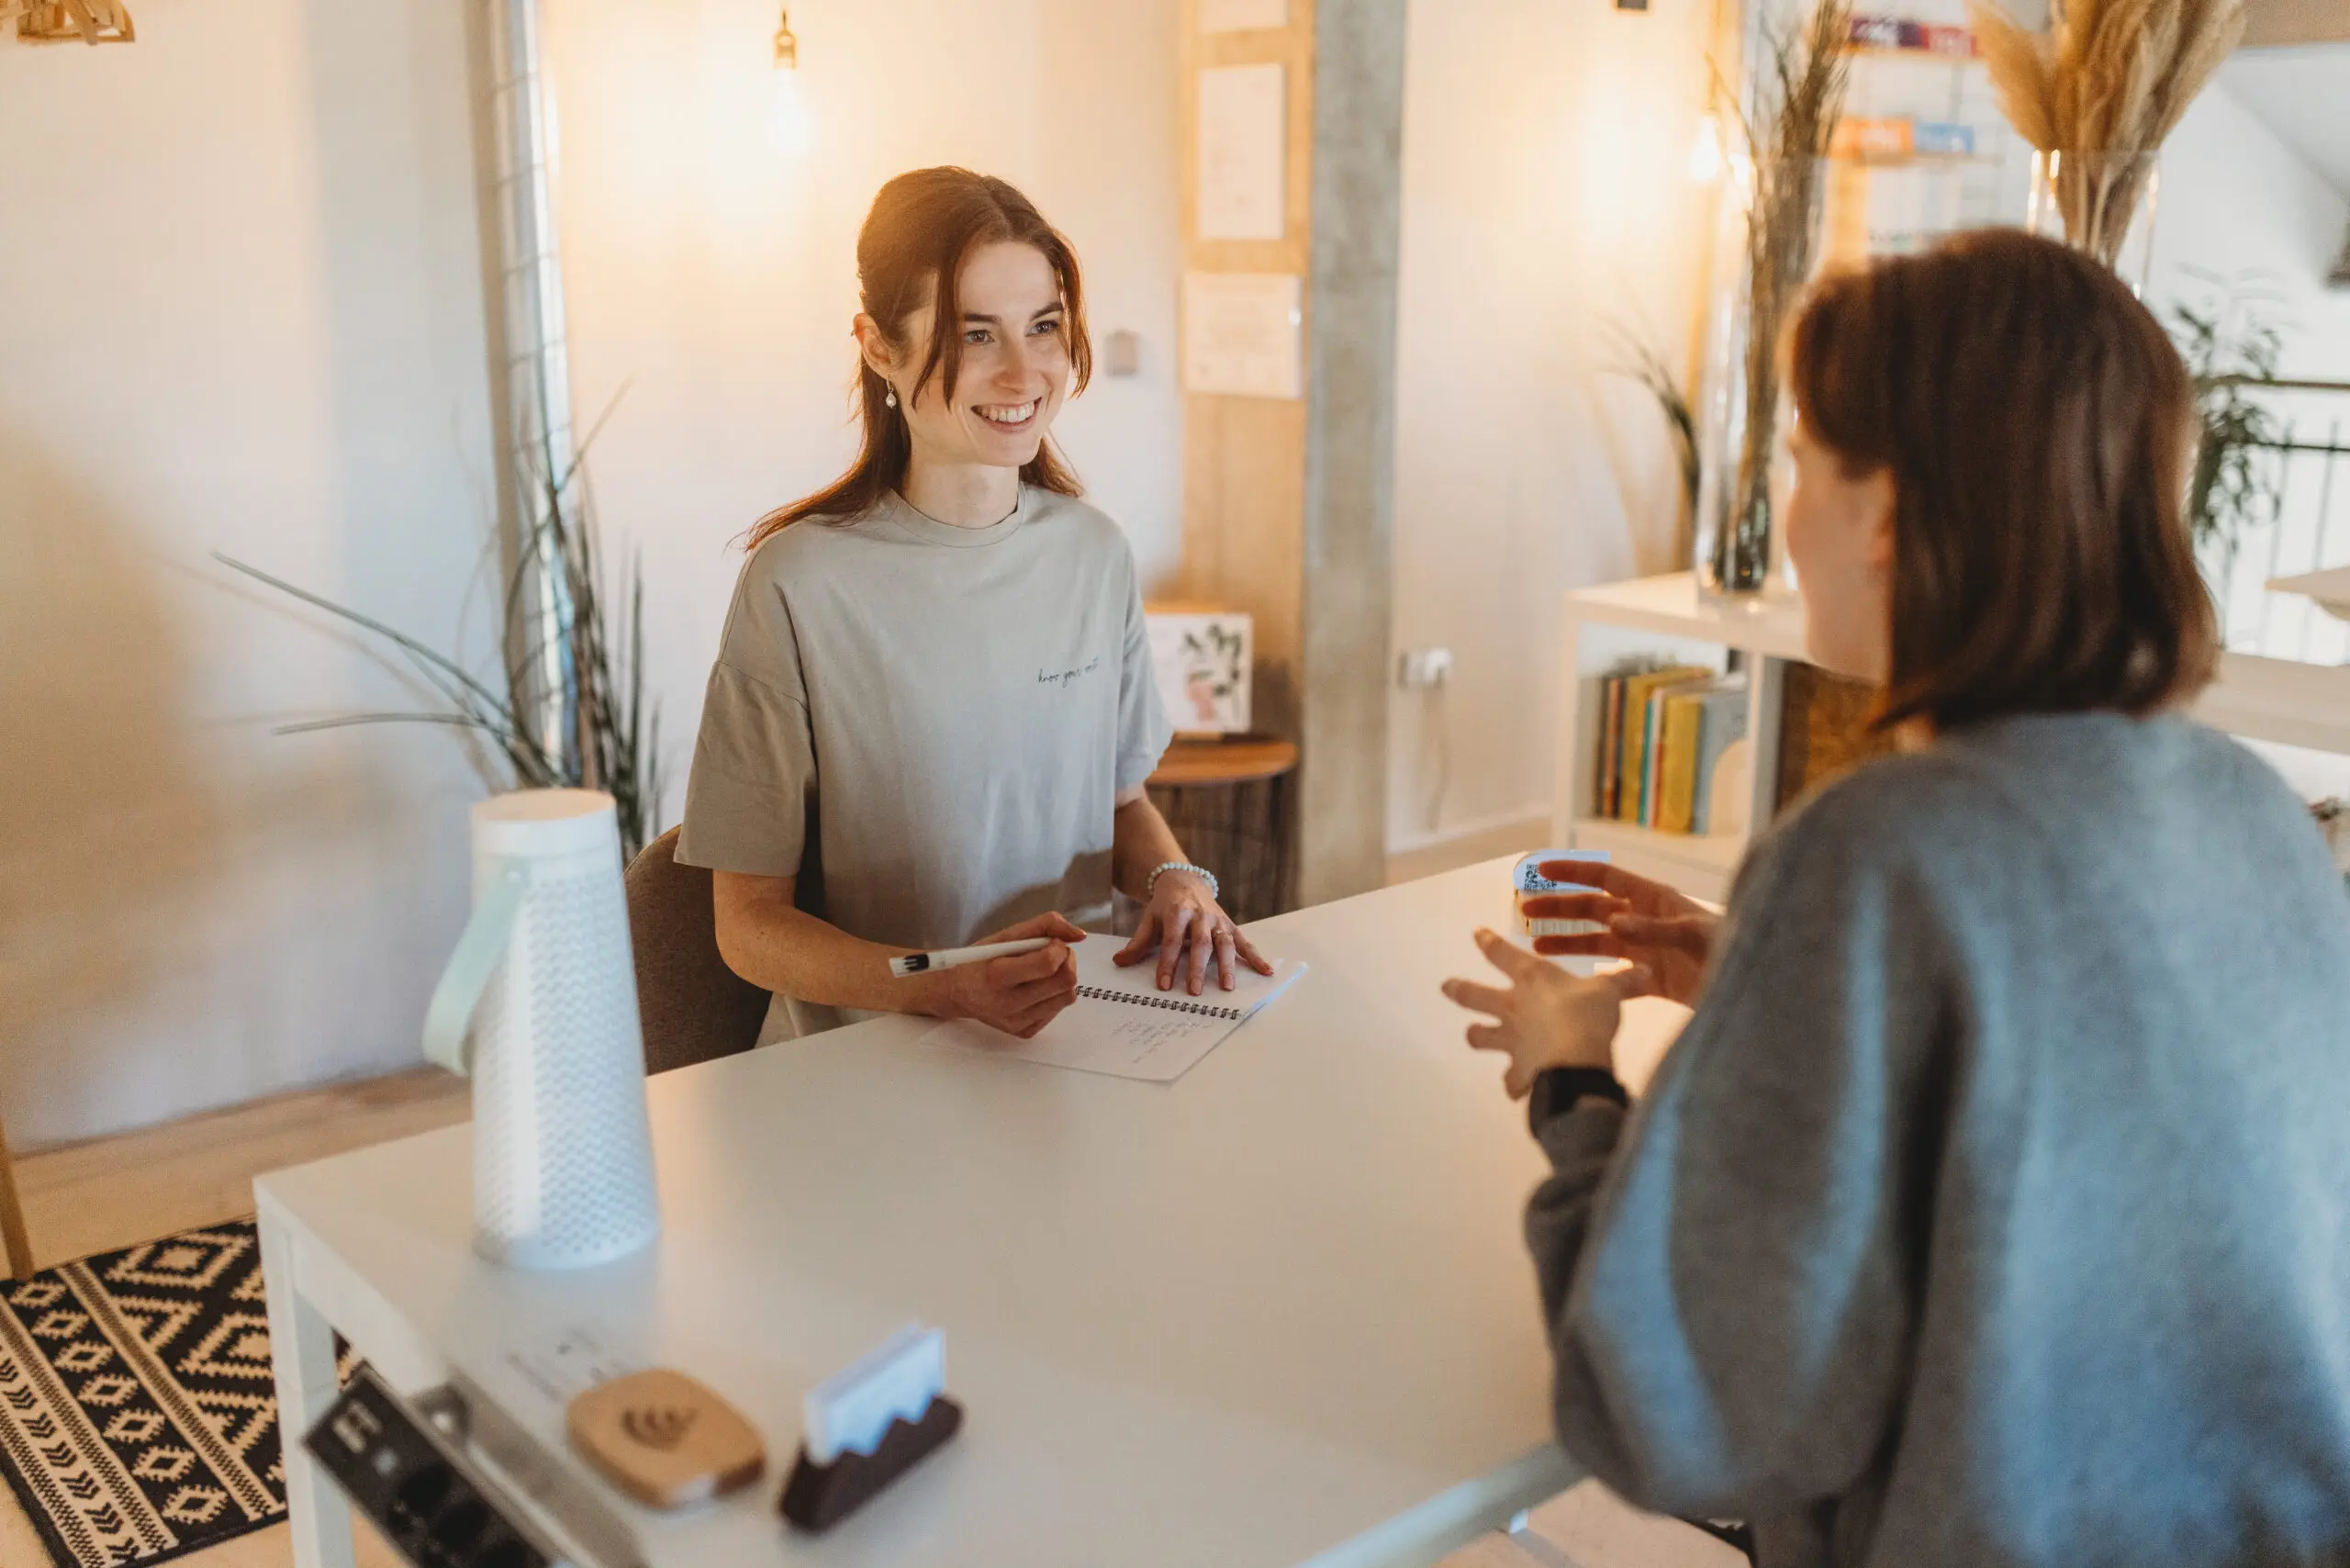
[1146,609,1253,736]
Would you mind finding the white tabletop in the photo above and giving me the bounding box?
[256,857,1690,1568]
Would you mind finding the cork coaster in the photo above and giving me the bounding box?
[568,1369,767,1509]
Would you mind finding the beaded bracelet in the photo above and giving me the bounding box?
[1145,861,1220,902]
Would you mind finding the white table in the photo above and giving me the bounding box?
[258,857,1689,1568]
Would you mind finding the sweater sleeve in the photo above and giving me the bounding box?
[1525,783,1957,1523]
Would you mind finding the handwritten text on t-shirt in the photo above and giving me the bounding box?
[1038,655,1102,689]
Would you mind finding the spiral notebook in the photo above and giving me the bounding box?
[918,938,1308,1083]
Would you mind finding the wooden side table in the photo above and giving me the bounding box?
[0,1115,34,1278]
[1145,737,1299,924]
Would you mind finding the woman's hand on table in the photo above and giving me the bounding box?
[926,913,1086,1039]
[1116,870,1272,995]
[1521,860,1718,1007]
[1444,929,1647,1099]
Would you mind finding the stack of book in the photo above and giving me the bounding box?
[1595,664,1749,835]
[1848,14,1975,55]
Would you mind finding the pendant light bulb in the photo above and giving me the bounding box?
[770,6,811,155]
[1687,112,1725,185]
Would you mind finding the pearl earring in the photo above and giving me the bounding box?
[884,388,898,409]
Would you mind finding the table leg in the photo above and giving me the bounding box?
[261,1209,358,1568]
[0,1112,36,1280]
[1270,768,1293,913]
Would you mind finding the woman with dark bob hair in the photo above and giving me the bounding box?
[1446,229,2350,1566]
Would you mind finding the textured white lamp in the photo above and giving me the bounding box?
[423,790,661,1270]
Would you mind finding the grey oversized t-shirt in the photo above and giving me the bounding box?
[677,487,1171,1036]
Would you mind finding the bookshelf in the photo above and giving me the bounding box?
[1841,43,1985,62]
[1552,572,2350,902]
[1822,14,2029,263]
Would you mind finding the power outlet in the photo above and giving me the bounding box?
[1397,647,1453,690]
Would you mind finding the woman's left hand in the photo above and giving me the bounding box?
[1117,870,1273,994]
[1443,928,1646,1098]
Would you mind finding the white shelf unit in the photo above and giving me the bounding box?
[1552,572,2350,903]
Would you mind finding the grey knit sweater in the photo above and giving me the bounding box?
[1528,712,2350,1568]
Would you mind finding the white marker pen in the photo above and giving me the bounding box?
[887,936,1057,979]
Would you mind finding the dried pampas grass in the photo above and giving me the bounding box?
[1712,0,1853,593]
[5,0,136,43]
[1969,0,2244,265]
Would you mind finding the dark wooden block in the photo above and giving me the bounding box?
[778,1396,964,1533]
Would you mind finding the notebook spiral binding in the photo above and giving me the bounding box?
[1074,985,1244,1021]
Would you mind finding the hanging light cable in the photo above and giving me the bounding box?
[771,6,812,154]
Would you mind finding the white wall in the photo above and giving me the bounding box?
[0,0,1181,1148]
[2154,77,2350,409]
[1387,0,1718,851]
[543,0,1185,831]
[0,2,496,1146]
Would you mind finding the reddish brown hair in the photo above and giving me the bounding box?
[747,168,1092,547]
[1789,228,2217,732]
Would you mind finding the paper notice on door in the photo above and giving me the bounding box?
[1182,271,1303,398]
[1197,62,1286,241]
[1201,0,1287,30]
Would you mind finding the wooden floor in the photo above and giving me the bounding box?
[1,1069,469,1568]
[0,1068,1662,1568]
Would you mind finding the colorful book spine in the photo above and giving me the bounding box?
[1918,22,1976,57]
[1848,13,1913,48]
[1616,666,1707,823]
[1616,677,1653,822]
[1640,688,1668,825]
[1848,16,1973,53]
[1830,117,1915,160]
[1656,691,1707,834]
[1690,683,1751,835]
[1597,676,1627,819]
[1645,690,1682,827]
[1913,121,1975,156]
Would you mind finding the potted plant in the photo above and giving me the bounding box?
[219,438,663,858]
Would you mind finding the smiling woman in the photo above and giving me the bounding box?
[677,168,1270,1050]
[742,167,1095,545]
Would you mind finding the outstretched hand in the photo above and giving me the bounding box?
[1521,860,1718,1007]
[1443,928,1646,1099]
[1115,870,1273,994]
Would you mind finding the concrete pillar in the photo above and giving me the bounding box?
[1296,0,1405,906]
[1179,0,1406,908]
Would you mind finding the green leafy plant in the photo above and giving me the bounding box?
[2169,274,2288,556]
[218,423,663,858]
[1599,314,1700,521]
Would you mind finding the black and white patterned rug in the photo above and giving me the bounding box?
[0,1219,332,1567]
